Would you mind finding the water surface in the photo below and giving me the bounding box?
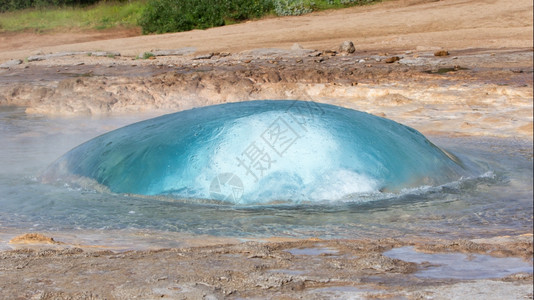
[384,246,533,279]
[0,106,532,247]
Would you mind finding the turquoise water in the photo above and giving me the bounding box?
[44,101,470,204]
[0,106,532,240]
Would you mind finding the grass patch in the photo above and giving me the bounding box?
[142,52,154,59]
[0,0,146,32]
[313,0,382,10]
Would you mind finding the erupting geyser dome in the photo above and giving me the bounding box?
[44,100,468,204]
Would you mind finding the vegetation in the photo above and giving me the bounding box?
[138,0,381,34]
[273,0,313,16]
[138,0,273,34]
[1,0,104,12]
[0,1,145,32]
[0,0,381,34]
[142,51,154,59]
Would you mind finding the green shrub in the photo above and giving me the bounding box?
[138,0,272,34]
[139,0,216,34]
[224,0,273,21]
[142,52,154,59]
[273,0,314,16]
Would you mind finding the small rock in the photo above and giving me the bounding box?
[358,59,366,63]
[27,55,45,62]
[90,51,121,57]
[385,56,400,63]
[27,51,86,61]
[434,50,449,57]
[152,48,196,57]
[339,41,355,54]
[502,272,532,281]
[323,50,337,56]
[9,233,59,244]
[0,59,23,69]
[193,53,214,60]
[291,43,304,50]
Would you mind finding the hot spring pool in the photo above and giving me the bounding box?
[0,105,532,245]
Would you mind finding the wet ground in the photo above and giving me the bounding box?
[1,47,531,140]
[0,233,532,299]
[0,41,532,300]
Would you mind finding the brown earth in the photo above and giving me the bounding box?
[0,0,533,299]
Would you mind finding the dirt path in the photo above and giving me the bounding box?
[1,0,532,61]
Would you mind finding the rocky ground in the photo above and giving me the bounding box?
[0,0,532,298]
[0,233,532,299]
[0,46,532,140]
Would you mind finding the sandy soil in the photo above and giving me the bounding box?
[0,0,533,299]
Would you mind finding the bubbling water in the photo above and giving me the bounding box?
[43,100,470,204]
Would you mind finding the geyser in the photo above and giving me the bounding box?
[44,100,467,204]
